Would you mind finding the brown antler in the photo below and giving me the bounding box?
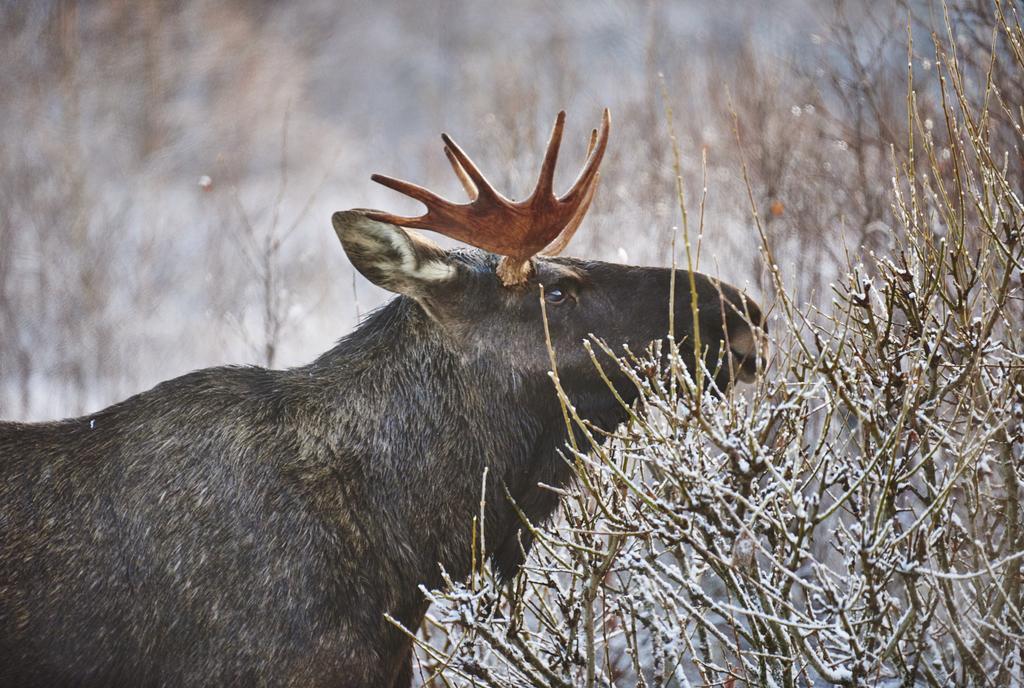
[365,109,610,286]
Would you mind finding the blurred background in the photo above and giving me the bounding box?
[1,0,1008,420]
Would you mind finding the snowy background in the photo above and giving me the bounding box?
[2,0,912,420]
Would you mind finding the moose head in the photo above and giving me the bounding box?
[333,109,764,435]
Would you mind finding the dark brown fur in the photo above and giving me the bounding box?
[0,212,762,687]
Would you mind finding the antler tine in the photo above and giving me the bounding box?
[444,147,478,200]
[366,174,453,226]
[370,173,450,208]
[558,108,610,207]
[541,169,599,256]
[362,209,422,227]
[540,125,602,256]
[440,133,500,201]
[530,111,566,201]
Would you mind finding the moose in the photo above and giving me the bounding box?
[0,110,764,687]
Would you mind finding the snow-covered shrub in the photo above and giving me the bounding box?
[403,7,1024,687]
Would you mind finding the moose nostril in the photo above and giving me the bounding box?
[728,323,767,382]
[720,293,767,382]
[729,328,756,360]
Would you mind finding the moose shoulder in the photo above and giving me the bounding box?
[0,113,764,687]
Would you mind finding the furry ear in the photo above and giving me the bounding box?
[332,210,456,296]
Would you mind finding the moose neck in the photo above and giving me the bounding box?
[304,296,571,589]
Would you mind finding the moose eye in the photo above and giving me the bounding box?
[544,287,568,305]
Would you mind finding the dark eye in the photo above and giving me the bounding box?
[544,287,568,305]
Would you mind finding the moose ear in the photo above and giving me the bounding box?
[332,210,456,296]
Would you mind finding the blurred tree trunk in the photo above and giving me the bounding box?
[139,0,164,159]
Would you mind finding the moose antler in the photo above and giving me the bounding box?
[365,109,610,286]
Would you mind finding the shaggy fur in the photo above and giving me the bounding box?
[0,212,762,687]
